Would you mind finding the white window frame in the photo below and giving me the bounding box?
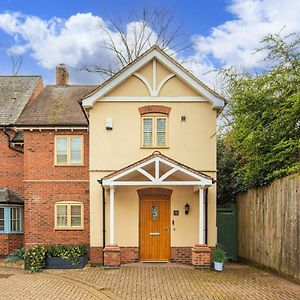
[54,202,84,230]
[54,135,84,166]
[141,115,168,148]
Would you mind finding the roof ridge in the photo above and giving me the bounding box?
[0,75,42,78]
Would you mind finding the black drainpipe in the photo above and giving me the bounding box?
[3,127,23,153]
[97,179,106,264]
[205,188,208,244]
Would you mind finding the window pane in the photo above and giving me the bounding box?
[57,205,68,227]
[10,208,20,231]
[156,118,166,131]
[56,137,68,164]
[71,205,82,227]
[143,118,153,146]
[157,132,166,146]
[70,138,82,164]
[0,208,4,231]
[156,118,166,146]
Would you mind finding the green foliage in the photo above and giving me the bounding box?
[22,244,87,273]
[24,245,46,273]
[46,244,88,265]
[219,33,300,194]
[212,245,227,263]
[217,135,239,204]
[5,247,25,262]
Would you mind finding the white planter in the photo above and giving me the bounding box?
[214,261,223,271]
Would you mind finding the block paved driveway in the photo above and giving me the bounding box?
[0,263,299,299]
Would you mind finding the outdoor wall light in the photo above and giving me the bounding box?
[185,203,190,215]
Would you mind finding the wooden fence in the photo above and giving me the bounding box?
[237,174,300,280]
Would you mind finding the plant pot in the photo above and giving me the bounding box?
[45,254,88,269]
[214,261,223,271]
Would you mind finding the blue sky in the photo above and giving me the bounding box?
[0,0,299,86]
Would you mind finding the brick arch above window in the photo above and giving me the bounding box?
[138,105,171,115]
[137,188,173,199]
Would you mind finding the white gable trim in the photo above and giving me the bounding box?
[100,96,207,102]
[102,156,213,187]
[82,48,225,109]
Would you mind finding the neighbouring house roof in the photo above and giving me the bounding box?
[0,76,41,126]
[102,151,214,182]
[82,45,226,109]
[16,85,97,127]
[0,188,23,205]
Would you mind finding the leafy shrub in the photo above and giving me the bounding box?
[24,245,46,273]
[46,244,88,265]
[5,247,25,262]
[212,245,227,263]
[22,244,88,272]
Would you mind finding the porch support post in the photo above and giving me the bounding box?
[109,186,115,245]
[104,185,120,269]
[192,187,211,269]
[199,188,205,244]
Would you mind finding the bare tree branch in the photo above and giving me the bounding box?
[82,6,189,77]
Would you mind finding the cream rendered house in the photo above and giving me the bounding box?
[82,46,225,267]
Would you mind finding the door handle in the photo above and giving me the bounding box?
[164,227,170,231]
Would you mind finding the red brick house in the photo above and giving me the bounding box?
[0,75,43,255]
[0,47,225,267]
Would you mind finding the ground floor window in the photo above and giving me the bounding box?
[55,202,83,230]
[0,206,23,233]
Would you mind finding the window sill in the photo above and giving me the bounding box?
[54,164,84,167]
[141,146,169,149]
[0,231,23,234]
[54,227,84,231]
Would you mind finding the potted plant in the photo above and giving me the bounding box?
[45,244,88,269]
[212,245,226,271]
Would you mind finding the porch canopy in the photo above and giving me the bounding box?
[101,151,214,246]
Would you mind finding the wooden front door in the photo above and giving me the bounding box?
[140,198,170,261]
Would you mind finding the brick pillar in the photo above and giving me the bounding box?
[103,244,121,268]
[90,247,103,266]
[192,244,211,268]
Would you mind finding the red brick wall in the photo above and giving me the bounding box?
[23,130,90,247]
[120,247,139,264]
[24,130,89,180]
[171,247,192,264]
[90,247,103,265]
[0,130,24,197]
[0,234,24,256]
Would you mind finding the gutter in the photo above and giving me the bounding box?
[97,179,106,265]
[3,127,23,153]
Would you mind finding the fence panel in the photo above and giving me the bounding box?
[237,174,299,280]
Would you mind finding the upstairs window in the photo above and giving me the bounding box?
[142,116,168,148]
[55,202,83,230]
[55,136,83,165]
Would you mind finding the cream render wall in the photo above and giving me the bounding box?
[89,101,217,172]
[89,57,218,250]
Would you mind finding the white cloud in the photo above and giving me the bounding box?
[0,12,165,84]
[191,0,300,71]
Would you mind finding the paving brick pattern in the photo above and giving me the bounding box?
[0,263,299,299]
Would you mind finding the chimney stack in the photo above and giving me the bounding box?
[56,63,69,86]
